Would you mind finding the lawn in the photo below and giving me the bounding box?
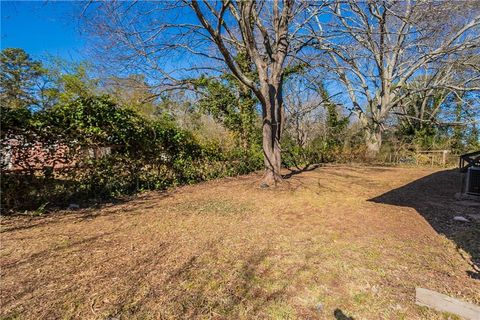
[1,166,479,319]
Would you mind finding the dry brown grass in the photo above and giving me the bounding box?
[1,166,479,319]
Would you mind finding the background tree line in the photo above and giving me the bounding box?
[84,0,479,182]
[1,0,479,211]
[0,48,343,212]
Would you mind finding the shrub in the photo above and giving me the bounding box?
[1,96,263,213]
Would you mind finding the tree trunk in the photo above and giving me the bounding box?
[261,82,283,186]
[365,127,382,159]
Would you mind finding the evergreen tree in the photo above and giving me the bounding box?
[0,48,44,109]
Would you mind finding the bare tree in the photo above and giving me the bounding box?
[283,75,325,148]
[190,0,296,185]
[395,55,480,131]
[309,0,480,156]
[83,1,321,186]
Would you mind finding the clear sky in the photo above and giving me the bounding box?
[1,1,85,60]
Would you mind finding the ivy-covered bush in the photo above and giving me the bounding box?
[1,96,262,213]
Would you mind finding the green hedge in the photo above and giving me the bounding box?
[1,96,263,213]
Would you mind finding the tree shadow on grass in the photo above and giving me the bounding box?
[0,191,172,233]
[283,164,321,179]
[369,169,480,279]
[103,245,295,319]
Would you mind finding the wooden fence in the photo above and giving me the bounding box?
[382,149,458,167]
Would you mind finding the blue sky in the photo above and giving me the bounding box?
[1,1,85,60]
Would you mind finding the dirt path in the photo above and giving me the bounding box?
[1,166,479,319]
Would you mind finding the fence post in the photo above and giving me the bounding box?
[442,150,447,167]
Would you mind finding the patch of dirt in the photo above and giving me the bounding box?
[1,166,479,319]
